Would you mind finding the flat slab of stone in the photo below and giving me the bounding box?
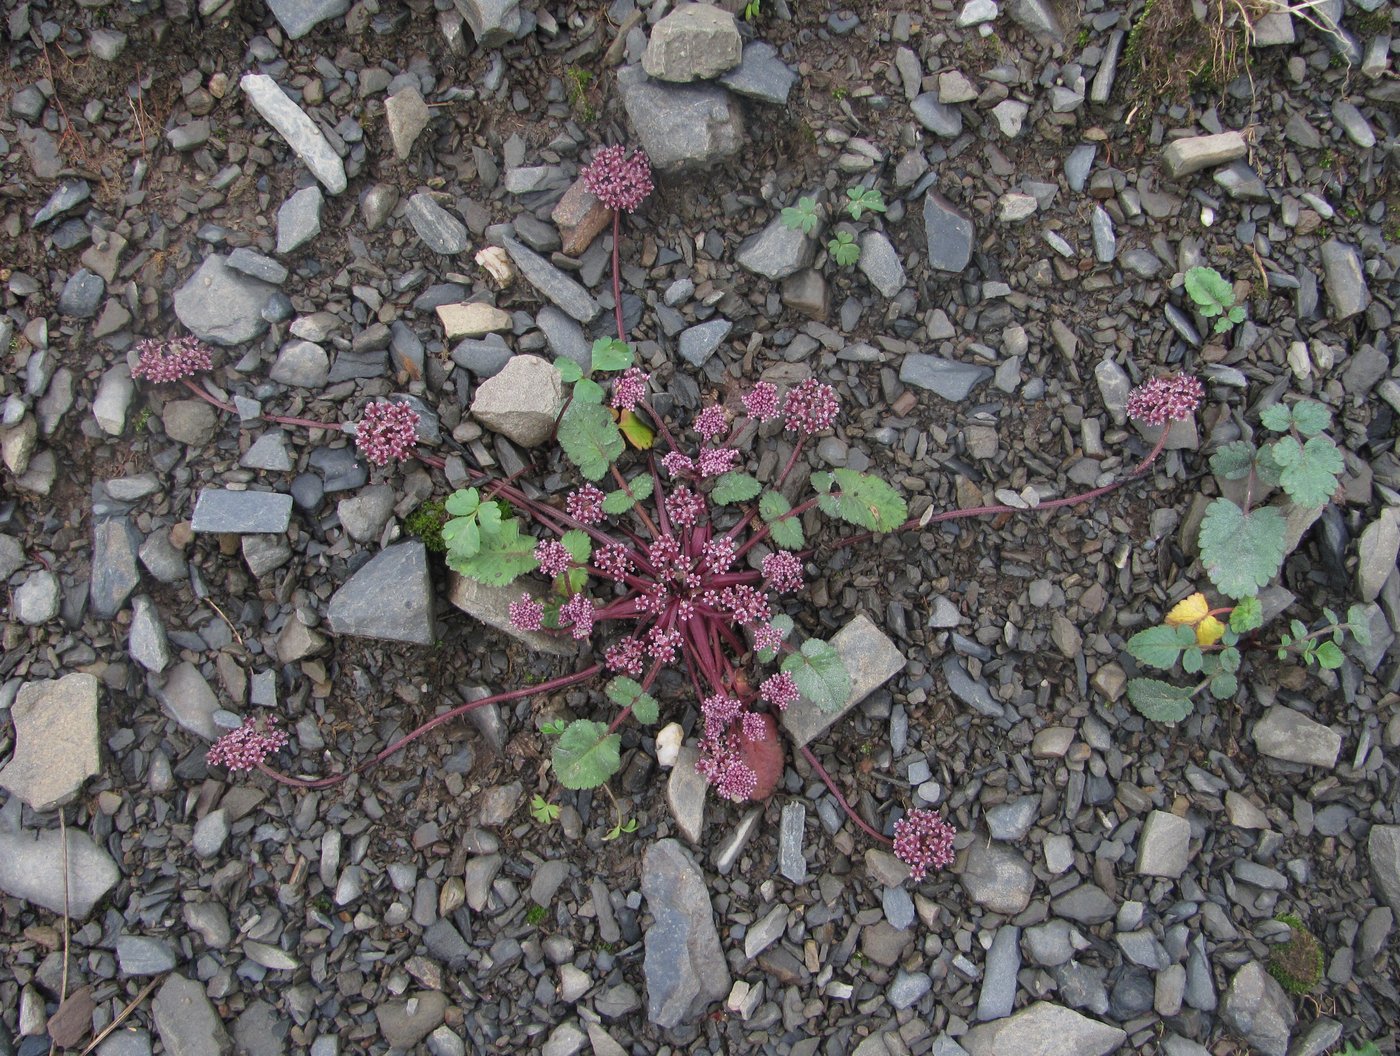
[958,838,1035,914]
[0,673,101,811]
[447,572,577,656]
[407,193,468,255]
[501,236,600,323]
[782,613,906,748]
[1252,706,1341,768]
[0,824,120,920]
[266,0,349,38]
[240,73,347,195]
[1367,825,1400,913]
[470,355,563,447]
[1137,809,1191,878]
[192,489,293,534]
[643,2,742,82]
[153,974,234,1056]
[923,191,975,273]
[438,302,512,339]
[1320,239,1370,321]
[666,746,707,844]
[1161,131,1247,179]
[157,661,223,740]
[641,839,731,1026]
[737,212,816,281]
[961,1002,1125,1056]
[327,542,436,646]
[900,354,993,402]
[619,66,744,174]
[718,40,797,104]
[173,256,277,348]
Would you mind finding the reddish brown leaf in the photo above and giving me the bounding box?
[737,712,784,801]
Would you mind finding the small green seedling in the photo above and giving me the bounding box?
[529,794,560,824]
[1184,265,1246,334]
[604,817,639,841]
[828,230,861,266]
[845,185,886,221]
[743,0,761,20]
[781,196,820,235]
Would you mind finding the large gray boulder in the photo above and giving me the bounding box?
[173,256,278,347]
[641,839,731,1026]
[619,66,744,174]
[470,355,563,447]
[961,1002,1124,1056]
[642,3,743,82]
[327,542,437,646]
[1219,961,1295,1056]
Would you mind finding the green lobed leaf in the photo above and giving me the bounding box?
[1336,1042,1381,1056]
[759,491,804,549]
[538,719,566,736]
[1229,595,1263,634]
[781,197,819,235]
[1184,266,1233,317]
[828,231,861,266]
[845,186,886,220]
[555,358,584,384]
[1198,499,1288,599]
[1220,647,1242,674]
[1346,604,1373,648]
[551,719,622,790]
[1126,678,1195,722]
[1209,441,1257,481]
[1209,673,1239,699]
[601,474,653,515]
[561,528,592,569]
[1182,647,1204,674]
[572,377,605,405]
[451,517,539,585]
[1290,399,1331,437]
[1277,435,1343,507]
[444,488,481,517]
[441,515,481,558]
[814,468,908,533]
[781,638,851,713]
[1259,403,1293,432]
[757,614,793,663]
[590,338,633,374]
[558,399,624,481]
[1127,624,1194,670]
[1315,641,1344,669]
[712,472,762,505]
[605,676,658,722]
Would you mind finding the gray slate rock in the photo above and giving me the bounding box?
[1369,825,1400,913]
[859,231,906,297]
[962,1002,1124,1056]
[1219,961,1295,1056]
[536,307,591,370]
[0,673,101,811]
[958,839,1034,914]
[782,614,905,747]
[900,355,992,402]
[923,192,975,273]
[266,0,349,38]
[1252,706,1341,767]
[1162,131,1247,179]
[157,662,223,740]
[226,247,288,285]
[385,85,430,160]
[59,268,104,318]
[174,256,276,347]
[1137,809,1191,878]
[0,823,119,920]
[240,74,347,194]
[192,489,293,534]
[153,974,233,1056]
[450,337,513,377]
[619,66,744,174]
[976,926,1021,1021]
[14,569,59,624]
[117,935,178,976]
[277,186,324,254]
[718,40,797,104]
[447,573,577,656]
[641,839,731,1026]
[1320,239,1370,320]
[502,237,600,323]
[642,3,742,82]
[270,340,330,388]
[376,992,448,1050]
[91,517,141,619]
[327,542,437,646]
[129,595,172,672]
[679,319,733,367]
[33,178,90,226]
[454,0,522,47]
[737,214,816,280]
[912,93,963,137]
[407,193,469,255]
[471,355,563,447]
[241,431,294,472]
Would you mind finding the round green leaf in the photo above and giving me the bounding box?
[1126,678,1195,722]
[552,720,622,790]
[780,638,851,713]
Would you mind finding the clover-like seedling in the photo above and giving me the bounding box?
[529,794,560,824]
[780,195,820,235]
[1184,265,1246,334]
[845,185,886,221]
[828,229,860,266]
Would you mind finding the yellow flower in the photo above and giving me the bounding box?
[1165,593,1209,628]
[1195,615,1225,647]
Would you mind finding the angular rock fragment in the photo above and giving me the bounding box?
[240,74,347,194]
[642,839,731,1026]
[327,542,437,646]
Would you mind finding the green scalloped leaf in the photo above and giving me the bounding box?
[590,338,633,374]
[1127,624,1197,670]
[1229,595,1263,634]
[444,488,481,517]
[813,468,907,533]
[558,399,623,481]
[1347,604,1373,648]
[572,377,604,405]
[759,491,804,549]
[1290,399,1331,437]
[449,517,538,586]
[781,638,851,713]
[1259,403,1293,432]
[555,358,584,384]
[1274,435,1343,507]
[1184,266,1233,317]
[1126,678,1195,722]
[552,719,621,790]
[1209,672,1239,699]
[1209,441,1257,481]
[712,472,762,505]
[1198,499,1287,600]
[606,676,658,724]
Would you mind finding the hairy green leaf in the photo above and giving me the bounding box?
[1199,499,1288,599]
[1126,678,1195,722]
[552,719,621,790]
[757,613,794,663]
[451,517,539,585]
[555,358,584,384]
[1182,646,1204,674]
[845,185,886,220]
[441,514,480,558]
[1184,266,1234,318]
[1275,435,1342,507]
[1127,624,1195,670]
[1209,441,1257,481]
[590,338,633,374]
[828,230,860,266]
[558,399,623,481]
[781,638,851,713]
[759,491,804,549]
[1229,595,1263,634]
[561,528,592,568]
[1220,647,1242,674]
[1209,673,1239,699]
[572,377,605,405]
[1259,403,1293,432]
[606,676,659,723]
[601,473,653,515]
[1315,640,1344,669]
[1291,399,1331,437]
[712,472,762,505]
[444,488,481,517]
[780,196,819,235]
[1347,604,1373,648]
[814,468,907,532]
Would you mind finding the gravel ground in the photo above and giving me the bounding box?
[1,0,1398,1054]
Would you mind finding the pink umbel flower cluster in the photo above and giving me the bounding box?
[207,716,288,772]
[666,487,705,527]
[131,335,214,383]
[695,693,759,801]
[752,622,785,654]
[596,543,632,581]
[567,484,606,524]
[694,404,728,441]
[661,451,695,478]
[509,594,544,631]
[606,636,645,676]
[611,367,650,411]
[355,400,421,466]
[759,671,800,710]
[1125,373,1204,427]
[697,447,739,478]
[762,551,803,593]
[784,378,840,435]
[559,594,596,639]
[742,381,781,422]
[582,145,654,213]
[892,809,957,881]
[535,540,572,577]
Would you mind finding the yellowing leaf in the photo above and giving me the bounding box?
[1165,593,1209,628]
[617,409,655,450]
[1195,615,1225,647]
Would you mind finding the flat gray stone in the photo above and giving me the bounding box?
[156,661,222,740]
[737,213,816,280]
[912,93,963,137]
[1162,131,1247,179]
[718,40,797,104]
[192,489,293,534]
[447,573,577,656]
[779,802,808,883]
[1252,706,1341,768]
[241,431,294,472]
[471,355,563,447]
[266,0,349,38]
[327,542,437,646]
[173,256,277,347]
[59,268,104,318]
[976,925,1021,1021]
[1219,961,1294,1056]
[226,247,288,285]
[117,935,178,976]
[782,614,905,748]
[619,66,744,174]
[962,1002,1125,1056]
[0,824,120,920]
[153,974,233,1056]
[643,3,742,82]
[450,337,513,377]
[0,673,101,811]
[1368,825,1400,913]
[385,85,430,160]
[900,355,992,402]
[679,319,733,367]
[641,839,731,1026]
[454,0,522,47]
[277,186,323,254]
[376,992,448,1050]
[923,192,975,273]
[14,568,59,625]
[1137,809,1191,878]
[1320,239,1370,321]
[536,307,590,371]
[502,237,600,323]
[407,193,469,255]
[958,839,1034,914]
[666,746,707,844]
[858,231,906,297]
[240,74,347,194]
[129,595,172,672]
[270,339,330,388]
[1053,883,1116,924]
